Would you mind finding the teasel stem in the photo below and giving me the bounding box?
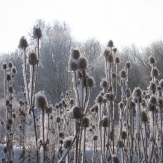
[41,108,45,163]
[115,63,118,99]
[81,126,86,163]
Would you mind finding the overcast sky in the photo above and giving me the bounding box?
[0,0,163,53]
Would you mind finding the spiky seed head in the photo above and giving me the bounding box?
[6,73,11,81]
[86,77,95,87]
[94,104,98,112]
[71,49,80,60]
[141,111,148,122]
[159,79,163,88]
[82,117,90,128]
[8,62,13,68]
[120,69,127,78]
[12,67,17,74]
[108,53,114,62]
[115,56,120,64]
[46,105,53,114]
[35,92,48,110]
[8,86,13,94]
[56,116,61,123]
[28,52,39,65]
[118,101,124,109]
[147,102,156,112]
[3,147,7,153]
[6,124,11,130]
[55,103,59,109]
[101,116,109,127]
[149,56,156,65]
[112,72,117,78]
[33,26,42,39]
[117,140,124,148]
[149,81,156,92]
[121,130,127,139]
[103,48,110,58]
[93,135,98,141]
[69,98,74,105]
[6,100,9,106]
[100,78,108,88]
[125,88,131,97]
[59,132,64,138]
[157,97,163,107]
[69,60,78,71]
[96,95,103,103]
[68,105,82,119]
[151,67,160,77]
[63,138,72,149]
[59,101,62,107]
[13,113,16,118]
[2,63,7,70]
[109,93,115,101]
[112,155,119,163]
[18,36,28,49]
[8,118,13,125]
[108,40,114,47]
[77,57,88,69]
[132,87,142,98]
[149,96,157,105]
[125,61,131,69]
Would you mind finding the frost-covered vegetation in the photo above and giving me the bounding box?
[1,22,163,163]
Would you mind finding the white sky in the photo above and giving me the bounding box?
[0,0,163,53]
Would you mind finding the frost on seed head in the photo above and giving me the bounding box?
[18,36,28,49]
[28,51,39,65]
[77,57,88,69]
[71,48,80,60]
[35,91,48,110]
[33,25,42,39]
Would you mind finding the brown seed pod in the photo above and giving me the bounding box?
[117,140,124,148]
[2,63,7,70]
[63,138,72,149]
[100,78,108,88]
[149,56,156,65]
[115,56,120,64]
[120,69,127,78]
[82,117,90,128]
[101,116,109,127]
[96,95,103,103]
[112,155,119,163]
[86,77,95,87]
[56,116,61,123]
[71,49,80,60]
[28,51,39,65]
[141,111,148,123]
[77,57,88,69]
[18,36,28,49]
[108,40,114,48]
[69,60,78,71]
[68,106,82,119]
[121,130,127,140]
[125,61,131,69]
[59,132,64,138]
[33,26,42,39]
[103,48,110,58]
[93,135,98,141]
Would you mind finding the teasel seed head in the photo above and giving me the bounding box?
[149,56,156,65]
[6,73,11,81]
[108,53,114,62]
[6,124,11,130]
[68,105,82,119]
[112,47,117,54]
[149,81,157,93]
[118,101,124,109]
[59,132,64,138]
[149,95,157,105]
[46,105,53,114]
[141,111,148,123]
[82,117,90,128]
[115,56,120,64]
[112,154,119,163]
[120,69,127,78]
[8,86,14,94]
[77,57,88,69]
[101,116,109,127]
[157,97,163,107]
[8,118,13,125]
[63,137,72,149]
[28,51,39,65]
[69,98,74,105]
[151,67,160,77]
[132,87,142,98]
[125,61,131,69]
[93,135,98,141]
[18,36,28,49]
[125,88,131,97]
[109,92,115,101]
[56,116,61,123]
[33,25,42,39]
[147,102,156,112]
[159,79,163,89]
[108,40,114,48]
[117,140,124,148]
[8,62,13,69]
[35,92,48,110]
[112,72,117,78]
[121,130,127,139]
[71,49,80,60]
[3,147,7,153]
[55,103,59,109]
[103,48,110,58]
[12,67,17,74]
[100,78,108,88]
[86,76,95,87]
[96,95,103,103]
[69,59,78,71]
[2,63,7,70]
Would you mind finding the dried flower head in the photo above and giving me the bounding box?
[147,102,156,112]
[77,57,88,69]
[63,137,72,149]
[56,116,61,123]
[108,40,114,48]
[101,116,109,127]
[112,47,117,53]
[125,88,131,97]
[68,105,82,119]
[93,135,98,141]
[100,78,108,88]
[86,77,95,87]
[149,56,156,65]
[121,130,127,139]
[8,118,13,125]
[3,147,7,153]
[96,95,103,103]
[82,117,90,128]
[18,36,28,49]
[108,53,114,62]
[118,101,124,109]
[157,97,163,107]
[69,98,74,105]
[125,61,131,69]
[120,69,127,78]
[12,67,17,74]
[149,81,157,93]
[2,63,7,70]
[141,111,148,122]
[8,62,13,68]
[112,72,117,78]
[8,86,14,94]
[33,25,42,39]
[112,155,119,163]
[71,49,80,60]
[103,48,110,58]
[35,92,48,110]
[46,105,53,114]
[117,140,124,148]
[132,87,142,98]
[59,132,64,138]
[6,73,11,81]
[28,51,39,65]
[151,67,160,77]
[149,96,157,105]
[115,57,120,64]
